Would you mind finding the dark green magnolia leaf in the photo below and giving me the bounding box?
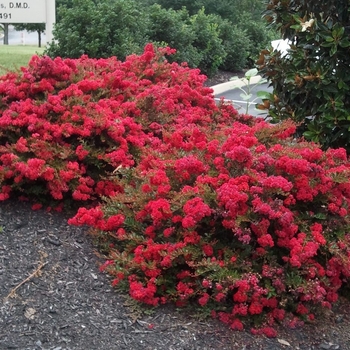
[330,45,337,56]
[256,91,272,99]
[321,41,334,47]
[339,39,350,47]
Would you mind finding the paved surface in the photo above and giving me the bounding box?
[212,76,273,117]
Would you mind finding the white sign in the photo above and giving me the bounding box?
[0,1,46,23]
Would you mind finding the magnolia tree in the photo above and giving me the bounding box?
[258,0,350,151]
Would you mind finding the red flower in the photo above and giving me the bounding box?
[230,318,244,331]
[249,302,263,315]
[202,279,212,289]
[233,291,248,303]
[202,244,214,257]
[257,234,274,248]
[198,293,210,306]
[31,203,42,210]
[183,197,212,222]
[233,304,248,316]
[225,145,253,166]
[75,145,89,160]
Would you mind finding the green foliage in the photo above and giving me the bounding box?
[217,21,248,72]
[144,5,201,69]
[55,0,75,22]
[259,0,350,151]
[45,0,281,76]
[188,8,226,76]
[142,0,278,72]
[239,12,278,65]
[146,0,200,14]
[46,0,277,76]
[146,5,193,49]
[146,5,241,76]
[13,23,45,33]
[47,0,227,76]
[144,0,264,21]
[45,0,149,60]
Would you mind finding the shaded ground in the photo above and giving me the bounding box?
[204,70,243,87]
[1,199,350,350]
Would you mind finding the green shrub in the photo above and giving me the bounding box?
[140,0,279,71]
[145,5,202,70]
[45,0,148,60]
[147,6,227,76]
[258,0,350,152]
[217,20,248,72]
[188,8,226,76]
[47,1,226,76]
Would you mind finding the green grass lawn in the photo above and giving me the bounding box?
[0,45,45,75]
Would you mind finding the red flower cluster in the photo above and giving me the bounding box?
[0,44,214,205]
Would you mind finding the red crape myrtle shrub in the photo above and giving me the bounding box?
[1,45,350,337]
[71,117,350,336]
[0,44,214,208]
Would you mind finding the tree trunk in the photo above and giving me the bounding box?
[3,24,9,45]
[38,31,41,47]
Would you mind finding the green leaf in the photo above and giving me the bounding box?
[332,26,345,38]
[321,41,334,47]
[256,91,272,99]
[339,39,350,48]
[313,213,327,220]
[303,131,319,142]
[330,44,337,56]
[245,68,258,78]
